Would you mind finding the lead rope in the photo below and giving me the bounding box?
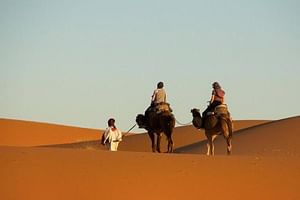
[175,118,192,126]
[122,123,137,137]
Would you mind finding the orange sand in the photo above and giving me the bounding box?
[0,119,100,146]
[0,117,299,200]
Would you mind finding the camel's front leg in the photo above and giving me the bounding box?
[206,142,211,156]
[206,135,213,156]
[148,132,156,152]
[211,135,217,155]
[206,135,217,156]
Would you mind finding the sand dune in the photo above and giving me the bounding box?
[41,119,270,152]
[177,116,300,156]
[0,116,299,200]
[0,118,268,150]
[0,119,101,147]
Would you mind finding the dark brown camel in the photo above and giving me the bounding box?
[191,108,232,155]
[136,111,175,153]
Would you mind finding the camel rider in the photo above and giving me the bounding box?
[202,82,225,126]
[146,81,167,115]
[143,82,170,127]
[151,81,166,106]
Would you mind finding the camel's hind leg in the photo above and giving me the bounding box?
[167,136,174,153]
[224,119,233,155]
[156,133,162,153]
[226,137,232,155]
[164,129,174,153]
[221,117,233,155]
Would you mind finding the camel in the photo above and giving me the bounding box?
[191,108,232,155]
[136,110,175,153]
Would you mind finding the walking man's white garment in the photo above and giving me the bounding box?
[103,127,122,151]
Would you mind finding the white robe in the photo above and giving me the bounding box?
[103,127,122,151]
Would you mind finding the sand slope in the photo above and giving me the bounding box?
[178,116,300,156]
[0,118,269,150]
[0,119,101,147]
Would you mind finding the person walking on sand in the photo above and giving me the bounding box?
[101,118,123,151]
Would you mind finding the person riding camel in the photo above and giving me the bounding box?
[142,82,171,128]
[151,81,166,106]
[201,82,226,127]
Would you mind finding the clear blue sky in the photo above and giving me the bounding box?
[1,0,300,132]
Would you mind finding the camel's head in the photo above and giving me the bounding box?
[191,108,202,129]
[136,114,147,128]
[191,108,201,117]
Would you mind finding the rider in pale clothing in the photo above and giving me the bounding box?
[151,81,166,105]
[102,118,122,151]
[145,82,166,113]
[140,81,172,129]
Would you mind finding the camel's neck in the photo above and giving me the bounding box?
[192,112,202,129]
[193,112,202,119]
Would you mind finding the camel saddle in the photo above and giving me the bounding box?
[205,104,232,129]
[214,104,232,121]
[155,102,172,114]
[214,104,228,115]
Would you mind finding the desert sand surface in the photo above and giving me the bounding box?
[0,119,100,147]
[0,117,299,200]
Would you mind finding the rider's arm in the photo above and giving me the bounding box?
[151,90,157,102]
[210,90,215,104]
[221,96,225,104]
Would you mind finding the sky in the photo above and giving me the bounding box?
[1,0,300,132]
